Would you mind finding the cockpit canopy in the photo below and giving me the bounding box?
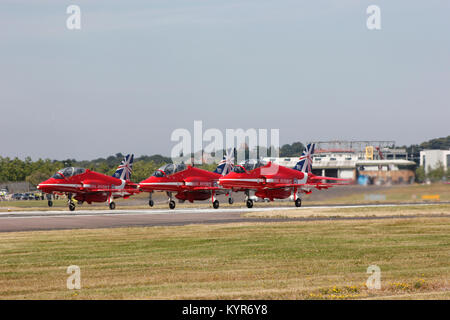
[233,159,267,173]
[152,163,187,177]
[52,167,86,179]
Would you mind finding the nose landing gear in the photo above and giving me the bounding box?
[148,192,154,207]
[107,193,116,210]
[67,193,76,211]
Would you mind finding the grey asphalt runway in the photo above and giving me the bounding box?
[0,203,448,232]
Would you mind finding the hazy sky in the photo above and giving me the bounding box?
[1,0,449,160]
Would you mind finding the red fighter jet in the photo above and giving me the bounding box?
[139,152,235,209]
[219,144,350,208]
[37,154,139,211]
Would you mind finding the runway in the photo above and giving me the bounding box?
[0,203,448,232]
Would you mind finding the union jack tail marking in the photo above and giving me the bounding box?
[214,149,235,176]
[113,154,134,181]
[293,143,315,173]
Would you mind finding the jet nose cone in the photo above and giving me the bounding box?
[37,178,55,192]
[37,179,49,188]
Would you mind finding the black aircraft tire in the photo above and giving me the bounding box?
[48,200,53,207]
[295,198,302,207]
[228,198,234,205]
[213,200,219,209]
[246,199,253,208]
[69,202,76,211]
[149,200,154,207]
[169,200,176,210]
[109,202,116,210]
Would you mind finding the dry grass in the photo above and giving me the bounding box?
[243,204,450,219]
[0,217,449,300]
[320,183,450,204]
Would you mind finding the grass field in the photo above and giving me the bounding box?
[319,183,450,203]
[0,217,449,299]
[243,204,450,219]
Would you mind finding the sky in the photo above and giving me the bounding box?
[0,0,449,160]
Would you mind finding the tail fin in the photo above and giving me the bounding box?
[293,143,315,173]
[214,149,235,176]
[113,154,134,180]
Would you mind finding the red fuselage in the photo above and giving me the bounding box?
[38,169,139,204]
[219,162,308,201]
[139,166,226,202]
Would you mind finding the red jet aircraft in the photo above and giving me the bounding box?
[219,144,350,208]
[37,154,139,211]
[139,152,234,209]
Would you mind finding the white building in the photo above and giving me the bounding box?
[420,150,450,174]
[263,141,417,184]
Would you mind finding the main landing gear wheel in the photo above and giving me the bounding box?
[169,200,176,210]
[228,198,234,205]
[295,198,302,207]
[148,200,154,207]
[246,199,254,208]
[48,200,53,207]
[213,200,219,209]
[69,202,76,211]
[109,202,116,210]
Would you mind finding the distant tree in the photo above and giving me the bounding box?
[136,154,172,165]
[415,166,426,183]
[196,163,217,172]
[427,162,446,182]
[280,142,305,157]
[131,160,159,183]
[26,171,50,186]
[420,136,450,150]
[62,159,76,167]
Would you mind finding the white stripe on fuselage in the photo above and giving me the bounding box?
[219,178,263,183]
[38,183,82,188]
[139,182,184,186]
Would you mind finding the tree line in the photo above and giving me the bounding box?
[401,135,450,156]
[0,142,307,186]
[0,154,172,186]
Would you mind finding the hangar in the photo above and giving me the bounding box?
[264,140,417,185]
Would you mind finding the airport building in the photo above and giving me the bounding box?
[420,149,450,174]
[264,140,417,185]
